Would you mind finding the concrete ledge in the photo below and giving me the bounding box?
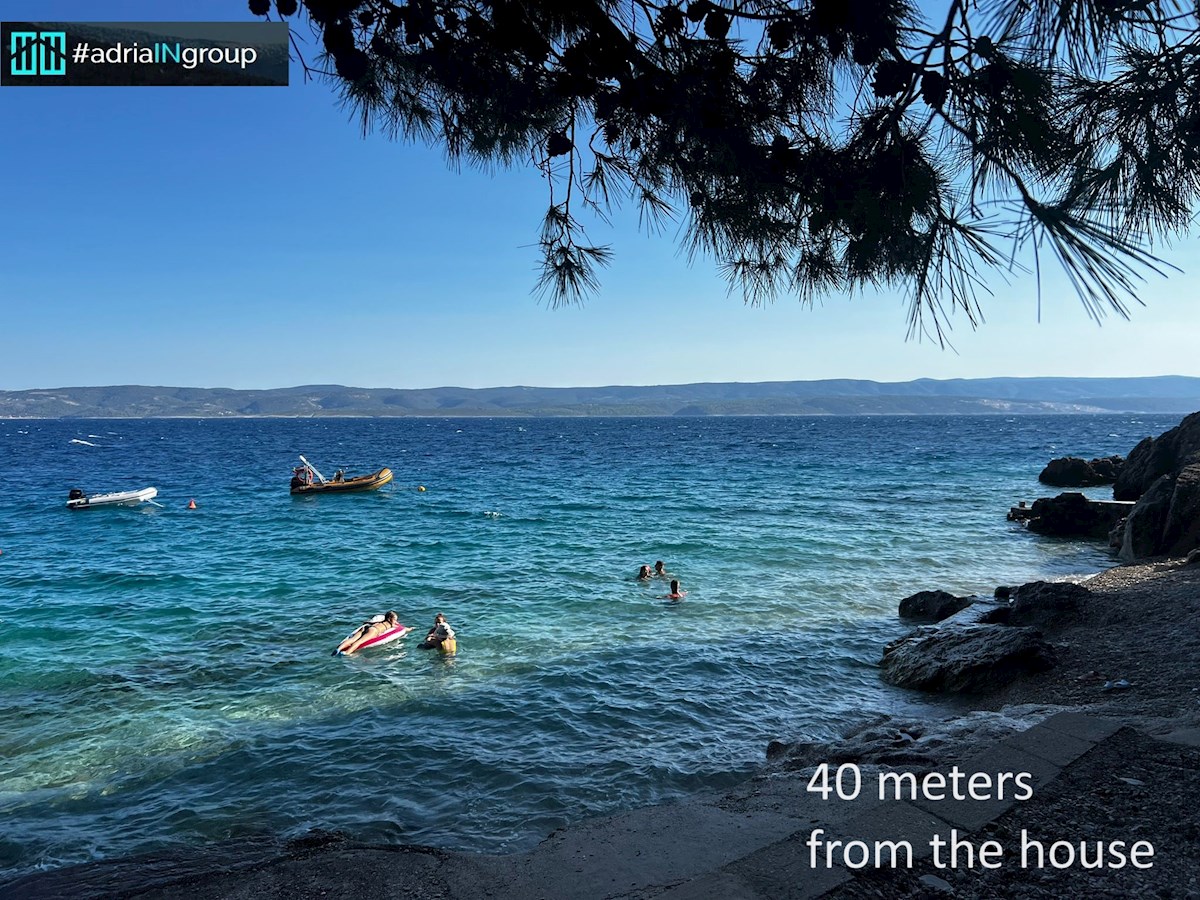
[910,744,1060,831]
[722,834,855,900]
[1038,711,1123,744]
[830,800,955,862]
[657,871,762,899]
[1000,722,1096,767]
[1158,726,1200,749]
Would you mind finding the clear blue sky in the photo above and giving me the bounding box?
[1,0,1198,390]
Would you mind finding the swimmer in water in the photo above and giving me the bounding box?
[660,579,687,601]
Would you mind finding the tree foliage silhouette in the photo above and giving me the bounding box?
[256,0,1200,338]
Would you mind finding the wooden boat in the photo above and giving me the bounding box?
[290,455,393,495]
[67,487,158,509]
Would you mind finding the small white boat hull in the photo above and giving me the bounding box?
[67,487,158,509]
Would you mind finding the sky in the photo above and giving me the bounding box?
[1,0,1198,391]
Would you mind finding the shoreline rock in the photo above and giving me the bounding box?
[897,589,973,623]
[880,624,1057,693]
[1038,454,1123,487]
[1007,580,1091,630]
[1113,410,1200,501]
[1116,463,1200,561]
[1023,491,1132,539]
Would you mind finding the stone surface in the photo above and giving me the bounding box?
[657,871,762,899]
[1038,455,1123,487]
[1108,515,1127,550]
[1025,491,1126,539]
[721,833,856,899]
[897,590,972,623]
[1007,581,1092,630]
[1113,410,1200,500]
[919,873,954,893]
[488,802,802,900]
[1118,465,1200,561]
[831,801,955,862]
[938,602,1009,627]
[1161,463,1200,557]
[1038,711,1122,744]
[879,625,1056,694]
[910,743,1062,831]
[1120,473,1175,560]
[1001,722,1095,767]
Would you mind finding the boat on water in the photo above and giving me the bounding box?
[67,487,159,510]
[290,455,393,495]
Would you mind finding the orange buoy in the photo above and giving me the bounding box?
[187,499,197,509]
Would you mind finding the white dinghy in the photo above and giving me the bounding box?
[67,487,159,510]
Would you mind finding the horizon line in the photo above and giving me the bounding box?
[5,373,1199,393]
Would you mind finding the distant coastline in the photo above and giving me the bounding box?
[2,376,1199,418]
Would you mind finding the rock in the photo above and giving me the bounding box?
[1119,464,1200,561]
[1109,516,1127,550]
[880,624,1056,693]
[977,606,1012,624]
[1008,501,1034,521]
[1026,492,1125,539]
[1162,463,1200,557]
[919,874,954,893]
[1113,411,1200,500]
[898,589,973,623]
[1008,581,1092,629]
[1120,474,1175,560]
[765,740,790,760]
[994,585,1013,600]
[1089,455,1125,482]
[1039,455,1124,487]
[939,601,1009,627]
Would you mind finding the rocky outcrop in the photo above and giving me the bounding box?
[898,590,973,623]
[1117,463,1200,561]
[1039,455,1124,487]
[1008,581,1092,630]
[880,625,1056,693]
[1113,411,1200,500]
[1024,492,1129,539]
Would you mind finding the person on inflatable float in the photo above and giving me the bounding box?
[336,611,400,655]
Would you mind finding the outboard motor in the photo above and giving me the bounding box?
[68,488,85,501]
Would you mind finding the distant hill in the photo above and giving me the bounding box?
[2,377,1198,418]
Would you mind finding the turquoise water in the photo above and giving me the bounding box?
[0,414,1173,881]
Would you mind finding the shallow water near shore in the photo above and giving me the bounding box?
[0,414,1175,881]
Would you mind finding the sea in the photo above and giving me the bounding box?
[0,414,1176,883]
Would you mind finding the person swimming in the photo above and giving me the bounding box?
[335,610,401,655]
[637,564,653,580]
[653,560,668,578]
[660,579,687,601]
[420,612,456,650]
